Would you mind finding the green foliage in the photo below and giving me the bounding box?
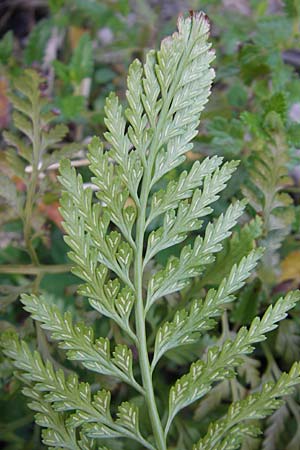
[3,69,72,177]
[191,6,300,445]
[241,105,295,282]
[167,291,300,432]
[53,33,93,88]
[193,362,300,450]
[1,0,300,448]
[201,216,263,286]
[1,331,152,449]
[284,0,300,17]
[0,69,77,262]
[20,293,141,391]
[152,249,262,370]
[24,20,53,65]
[1,12,300,450]
[52,32,94,120]
[0,31,14,65]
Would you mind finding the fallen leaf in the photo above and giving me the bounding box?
[280,250,300,284]
[69,26,87,50]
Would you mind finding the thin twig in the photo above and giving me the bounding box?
[0,264,72,274]
[25,157,89,173]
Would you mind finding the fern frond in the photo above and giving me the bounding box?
[87,137,138,249]
[25,392,83,450]
[166,291,300,432]
[1,68,78,266]
[263,403,290,450]
[242,117,294,271]
[20,294,142,392]
[201,216,263,286]
[145,157,231,227]
[0,331,155,450]
[152,248,263,368]
[59,158,135,289]
[4,69,73,172]
[104,90,144,202]
[146,200,246,311]
[3,12,300,450]
[145,14,215,185]
[144,161,239,264]
[193,363,300,450]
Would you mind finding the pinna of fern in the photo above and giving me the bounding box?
[1,11,300,450]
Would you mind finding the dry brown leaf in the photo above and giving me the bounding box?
[68,26,87,50]
[280,250,300,283]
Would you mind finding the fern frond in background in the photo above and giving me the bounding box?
[0,69,79,319]
[1,12,300,450]
[242,102,295,282]
[1,69,77,263]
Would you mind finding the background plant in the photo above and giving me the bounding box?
[0,1,300,449]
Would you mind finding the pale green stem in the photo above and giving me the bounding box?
[222,311,239,402]
[23,162,39,266]
[23,84,41,266]
[134,168,166,450]
[20,85,67,367]
[131,35,197,449]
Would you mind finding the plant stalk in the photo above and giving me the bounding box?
[0,264,72,274]
[222,310,239,402]
[134,169,166,450]
[23,162,39,266]
[131,38,196,448]
[23,80,41,266]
